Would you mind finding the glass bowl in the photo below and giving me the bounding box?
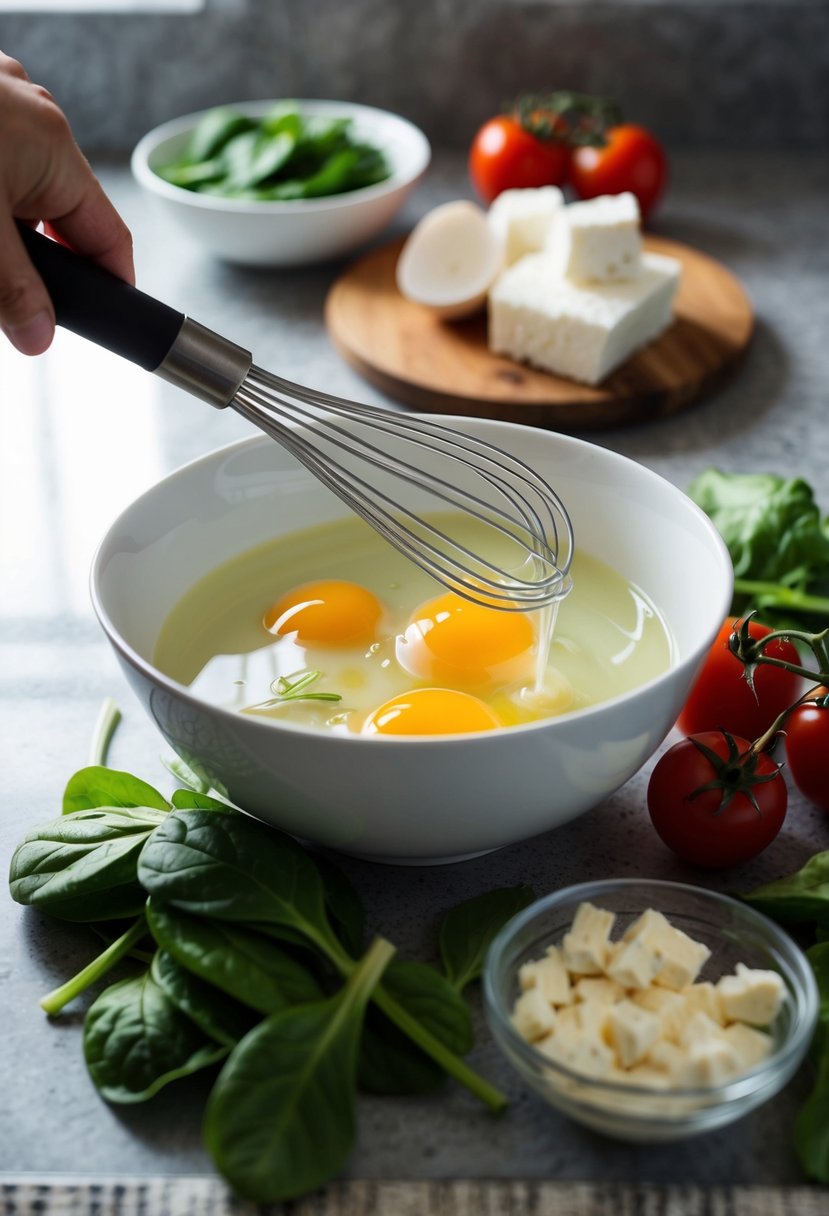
[483,878,818,1142]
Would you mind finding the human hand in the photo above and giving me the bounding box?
[0,52,134,355]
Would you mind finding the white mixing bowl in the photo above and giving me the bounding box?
[91,420,732,864]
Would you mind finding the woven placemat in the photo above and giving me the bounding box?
[1,1179,826,1215]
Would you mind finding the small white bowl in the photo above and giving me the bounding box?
[90,419,732,865]
[130,100,431,267]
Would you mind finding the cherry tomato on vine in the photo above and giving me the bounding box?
[468,116,571,204]
[786,691,829,812]
[568,124,667,220]
[676,617,801,742]
[647,730,787,868]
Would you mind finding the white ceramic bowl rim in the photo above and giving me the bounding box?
[130,98,432,215]
[483,877,819,1103]
[90,427,733,746]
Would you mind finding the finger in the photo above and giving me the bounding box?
[45,176,135,286]
[0,213,55,355]
[0,52,30,82]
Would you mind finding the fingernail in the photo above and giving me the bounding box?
[4,310,54,356]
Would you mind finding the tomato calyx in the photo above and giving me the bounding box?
[508,92,622,148]
[686,731,781,816]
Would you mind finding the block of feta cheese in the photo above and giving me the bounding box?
[717,963,785,1026]
[488,186,564,266]
[562,901,616,975]
[547,192,643,284]
[488,250,680,385]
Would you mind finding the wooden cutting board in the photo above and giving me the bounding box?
[325,234,754,431]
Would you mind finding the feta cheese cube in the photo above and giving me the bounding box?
[488,186,564,266]
[624,911,711,991]
[488,250,680,385]
[607,999,661,1068]
[722,1021,774,1071]
[632,987,687,1042]
[647,1039,687,1082]
[607,935,662,990]
[512,987,556,1041]
[681,981,726,1026]
[519,945,573,1005]
[562,901,616,975]
[680,1039,742,1088]
[622,1064,672,1091]
[678,1010,726,1049]
[573,976,626,1007]
[541,1024,616,1079]
[547,192,642,284]
[717,964,785,1026]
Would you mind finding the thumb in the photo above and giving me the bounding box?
[0,215,56,355]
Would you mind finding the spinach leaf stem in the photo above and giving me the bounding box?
[40,914,147,1016]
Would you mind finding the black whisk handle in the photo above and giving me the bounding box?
[17,222,184,371]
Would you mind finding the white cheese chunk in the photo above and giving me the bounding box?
[607,999,661,1068]
[562,901,616,975]
[519,945,573,1005]
[540,1023,616,1079]
[717,963,786,1026]
[488,250,680,385]
[722,1021,774,1071]
[573,976,625,1007]
[547,192,642,284]
[679,1039,742,1088]
[681,981,726,1027]
[488,186,564,266]
[632,986,686,1042]
[625,910,711,991]
[512,987,556,1041]
[607,935,662,990]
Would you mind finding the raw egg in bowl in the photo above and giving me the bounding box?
[91,418,732,864]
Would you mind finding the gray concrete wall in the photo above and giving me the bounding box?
[2,0,828,152]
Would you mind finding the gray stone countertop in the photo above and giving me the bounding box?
[2,151,828,1188]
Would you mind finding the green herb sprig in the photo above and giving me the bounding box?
[248,669,343,711]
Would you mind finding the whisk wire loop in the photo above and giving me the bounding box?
[233,366,573,611]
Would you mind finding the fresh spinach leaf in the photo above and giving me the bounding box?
[312,853,365,959]
[204,937,394,1203]
[63,766,170,814]
[187,107,257,162]
[84,969,229,1103]
[741,852,829,930]
[137,810,344,959]
[151,951,256,1046]
[9,807,167,922]
[222,129,296,191]
[688,468,829,625]
[170,790,233,811]
[146,897,322,1015]
[439,885,536,992]
[807,941,829,1054]
[795,1046,829,1182]
[358,960,473,1095]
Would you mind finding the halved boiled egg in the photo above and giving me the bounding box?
[264,579,383,646]
[395,200,504,319]
[363,688,501,736]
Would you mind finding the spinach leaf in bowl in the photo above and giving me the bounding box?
[156,104,391,201]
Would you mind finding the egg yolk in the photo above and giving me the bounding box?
[362,688,501,736]
[264,579,383,645]
[396,591,535,688]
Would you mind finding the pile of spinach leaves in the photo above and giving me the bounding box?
[156,105,390,202]
[9,756,530,1203]
[689,469,829,629]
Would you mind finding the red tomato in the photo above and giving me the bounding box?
[568,124,667,220]
[786,692,829,811]
[647,731,787,868]
[469,116,571,204]
[677,617,801,743]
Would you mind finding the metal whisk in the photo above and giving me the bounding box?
[22,226,572,611]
